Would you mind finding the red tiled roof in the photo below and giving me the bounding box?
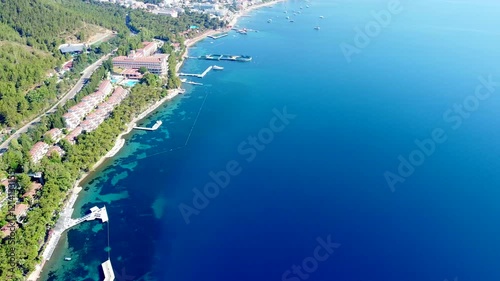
[14,204,29,216]
[23,182,42,199]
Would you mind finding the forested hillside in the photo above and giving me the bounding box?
[0,42,59,125]
[0,0,127,52]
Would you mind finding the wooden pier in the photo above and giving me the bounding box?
[134,120,163,131]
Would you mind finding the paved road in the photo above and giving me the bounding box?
[0,53,114,152]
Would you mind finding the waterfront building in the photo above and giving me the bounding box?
[112,42,169,75]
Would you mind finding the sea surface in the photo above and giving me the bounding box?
[42,0,500,280]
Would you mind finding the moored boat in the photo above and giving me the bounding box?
[213,65,224,70]
[236,55,252,62]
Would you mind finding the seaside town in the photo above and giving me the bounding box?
[95,0,269,21]
[0,0,282,279]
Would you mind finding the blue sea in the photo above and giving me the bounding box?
[42,1,500,281]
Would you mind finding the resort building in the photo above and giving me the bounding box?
[137,41,158,57]
[112,42,169,75]
[14,204,29,223]
[98,80,113,96]
[45,128,63,142]
[121,68,143,79]
[23,182,43,204]
[46,146,65,158]
[63,80,113,130]
[81,87,129,133]
[58,43,88,54]
[30,142,50,164]
[1,223,18,238]
[64,127,83,144]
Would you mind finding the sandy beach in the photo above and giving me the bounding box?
[26,1,285,280]
[230,0,286,26]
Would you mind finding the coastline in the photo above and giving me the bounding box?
[26,1,285,280]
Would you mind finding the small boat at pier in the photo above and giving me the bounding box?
[213,65,224,70]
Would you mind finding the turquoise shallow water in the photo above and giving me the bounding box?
[43,1,500,280]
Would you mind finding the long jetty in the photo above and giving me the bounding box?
[41,206,109,261]
[134,120,162,131]
[178,66,213,78]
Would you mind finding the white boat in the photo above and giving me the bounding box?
[286,16,290,19]
[267,19,272,23]
[213,65,224,70]
[319,16,324,19]
[64,257,72,261]
[314,26,320,30]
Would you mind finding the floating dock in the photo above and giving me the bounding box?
[178,65,213,78]
[184,81,203,85]
[101,259,115,281]
[134,120,162,131]
[208,32,229,39]
[199,54,252,62]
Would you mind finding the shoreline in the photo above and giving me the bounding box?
[26,1,285,279]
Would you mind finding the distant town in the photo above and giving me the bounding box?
[96,0,269,21]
